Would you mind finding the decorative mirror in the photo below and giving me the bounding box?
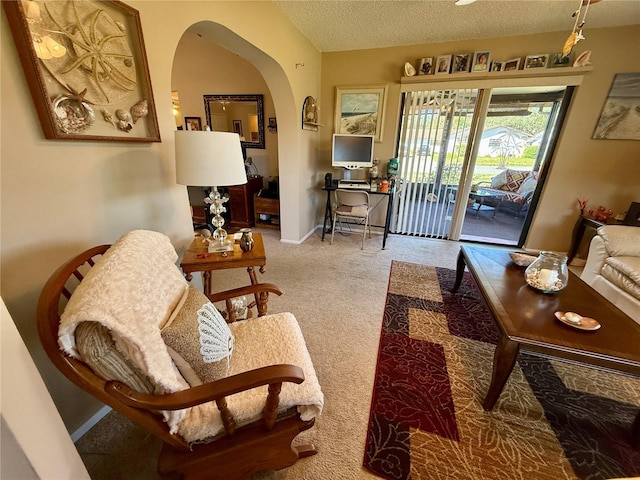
[204,94,265,149]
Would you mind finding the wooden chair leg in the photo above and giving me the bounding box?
[295,444,318,458]
[330,213,337,245]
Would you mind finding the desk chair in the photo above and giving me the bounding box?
[331,189,371,249]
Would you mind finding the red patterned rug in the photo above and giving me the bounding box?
[364,261,640,480]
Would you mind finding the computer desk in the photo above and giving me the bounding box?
[321,180,395,249]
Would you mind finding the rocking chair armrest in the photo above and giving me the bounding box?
[207,283,283,303]
[105,363,305,411]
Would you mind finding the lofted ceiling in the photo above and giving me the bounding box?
[272,0,640,52]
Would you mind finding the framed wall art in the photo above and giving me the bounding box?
[3,0,160,142]
[334,85,388,142]
[185,117,201,131]
[593,72,640,140]
[232,119,243,136]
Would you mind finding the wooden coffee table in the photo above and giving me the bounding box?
[451,245,640,448]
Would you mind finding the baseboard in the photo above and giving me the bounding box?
[72,405,111,443]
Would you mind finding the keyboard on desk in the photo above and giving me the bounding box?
[338,180,370,189]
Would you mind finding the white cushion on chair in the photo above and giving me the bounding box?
[176,312,324,443]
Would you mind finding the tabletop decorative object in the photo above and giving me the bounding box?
[525,251,569,293]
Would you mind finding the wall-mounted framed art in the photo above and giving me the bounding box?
[593,72,640,140]
[185,117,202,131]
[3,0,160,142]
[334,84,388,142]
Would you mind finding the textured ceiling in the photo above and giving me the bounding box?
[272,0,640,52]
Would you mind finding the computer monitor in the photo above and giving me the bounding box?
[331,134,375,170]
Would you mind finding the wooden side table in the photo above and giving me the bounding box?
[180,233,267,310]
[567,216,604,264]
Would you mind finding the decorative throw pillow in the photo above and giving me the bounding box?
[490,170,508,189]
[517,175,537,197]
[500,169,529,192]
[161,285,234,384]
[75,321,155,394]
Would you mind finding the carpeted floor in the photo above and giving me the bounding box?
[364,261,640,480]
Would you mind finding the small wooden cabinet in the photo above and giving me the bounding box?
[227,176,263,228]
[254,194,280,229]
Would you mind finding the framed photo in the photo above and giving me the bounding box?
[491,61,504,72]
[471,51,491,72]
[185,117,202,131]
[593,72,640,140]
[418,57,433,75]
[548,52,574,68]
[452,54,472,73]
[334,84,388,142]
[233,119,243,136]
[435,55,452,75]
[525,54,549,69]
[504,58,521,71]
[268,117,277,133]
[2,0,160,142]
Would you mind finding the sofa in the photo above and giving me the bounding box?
[477,168,538,217]
[581,225,640,324]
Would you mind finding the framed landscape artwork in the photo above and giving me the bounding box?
[593,72,640,140]
[2,0,160,142]
[334,85,388,142]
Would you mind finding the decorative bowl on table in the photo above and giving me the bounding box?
[509,252,537,267]
[524,251,569,293]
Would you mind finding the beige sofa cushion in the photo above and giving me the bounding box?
[598,225,640,257]
[601,256,640,301]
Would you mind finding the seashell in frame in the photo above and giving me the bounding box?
[53,95,95,134]
[130,100,148,124]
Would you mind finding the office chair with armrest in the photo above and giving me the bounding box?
[331,189,371,249]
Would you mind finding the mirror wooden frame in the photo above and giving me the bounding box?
[3,0,160,142]
[204,94,265,150]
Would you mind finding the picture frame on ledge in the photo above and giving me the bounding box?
[452,54,472,73]
[491,61,504,72]
[504,57,521,71]
[418,57,433,75]
[2,0,161,142]
[471,51,491,72]
[435,55,452,75]
[525,54,549,69]
[548,52,574,68]
[334,84,388,142]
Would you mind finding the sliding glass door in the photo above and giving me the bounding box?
[394,84,572,246]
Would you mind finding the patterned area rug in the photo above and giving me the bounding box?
[364,261,640,480]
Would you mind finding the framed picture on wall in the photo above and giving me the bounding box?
[2,0,160,142]
[593,72,640,140]
[185,117,202,131]
[334,84,388,142]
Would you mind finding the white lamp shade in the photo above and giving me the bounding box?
[175,130,247,187]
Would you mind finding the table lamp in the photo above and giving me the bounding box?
[175,130,247,252]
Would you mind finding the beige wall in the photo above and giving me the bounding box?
[1,1,320,433]
[319,25,640,250]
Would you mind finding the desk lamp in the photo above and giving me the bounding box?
[175,130,247,252]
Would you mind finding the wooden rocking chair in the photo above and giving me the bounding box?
[37,244,319,480]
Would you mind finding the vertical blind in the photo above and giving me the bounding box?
[395,88,478,238]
